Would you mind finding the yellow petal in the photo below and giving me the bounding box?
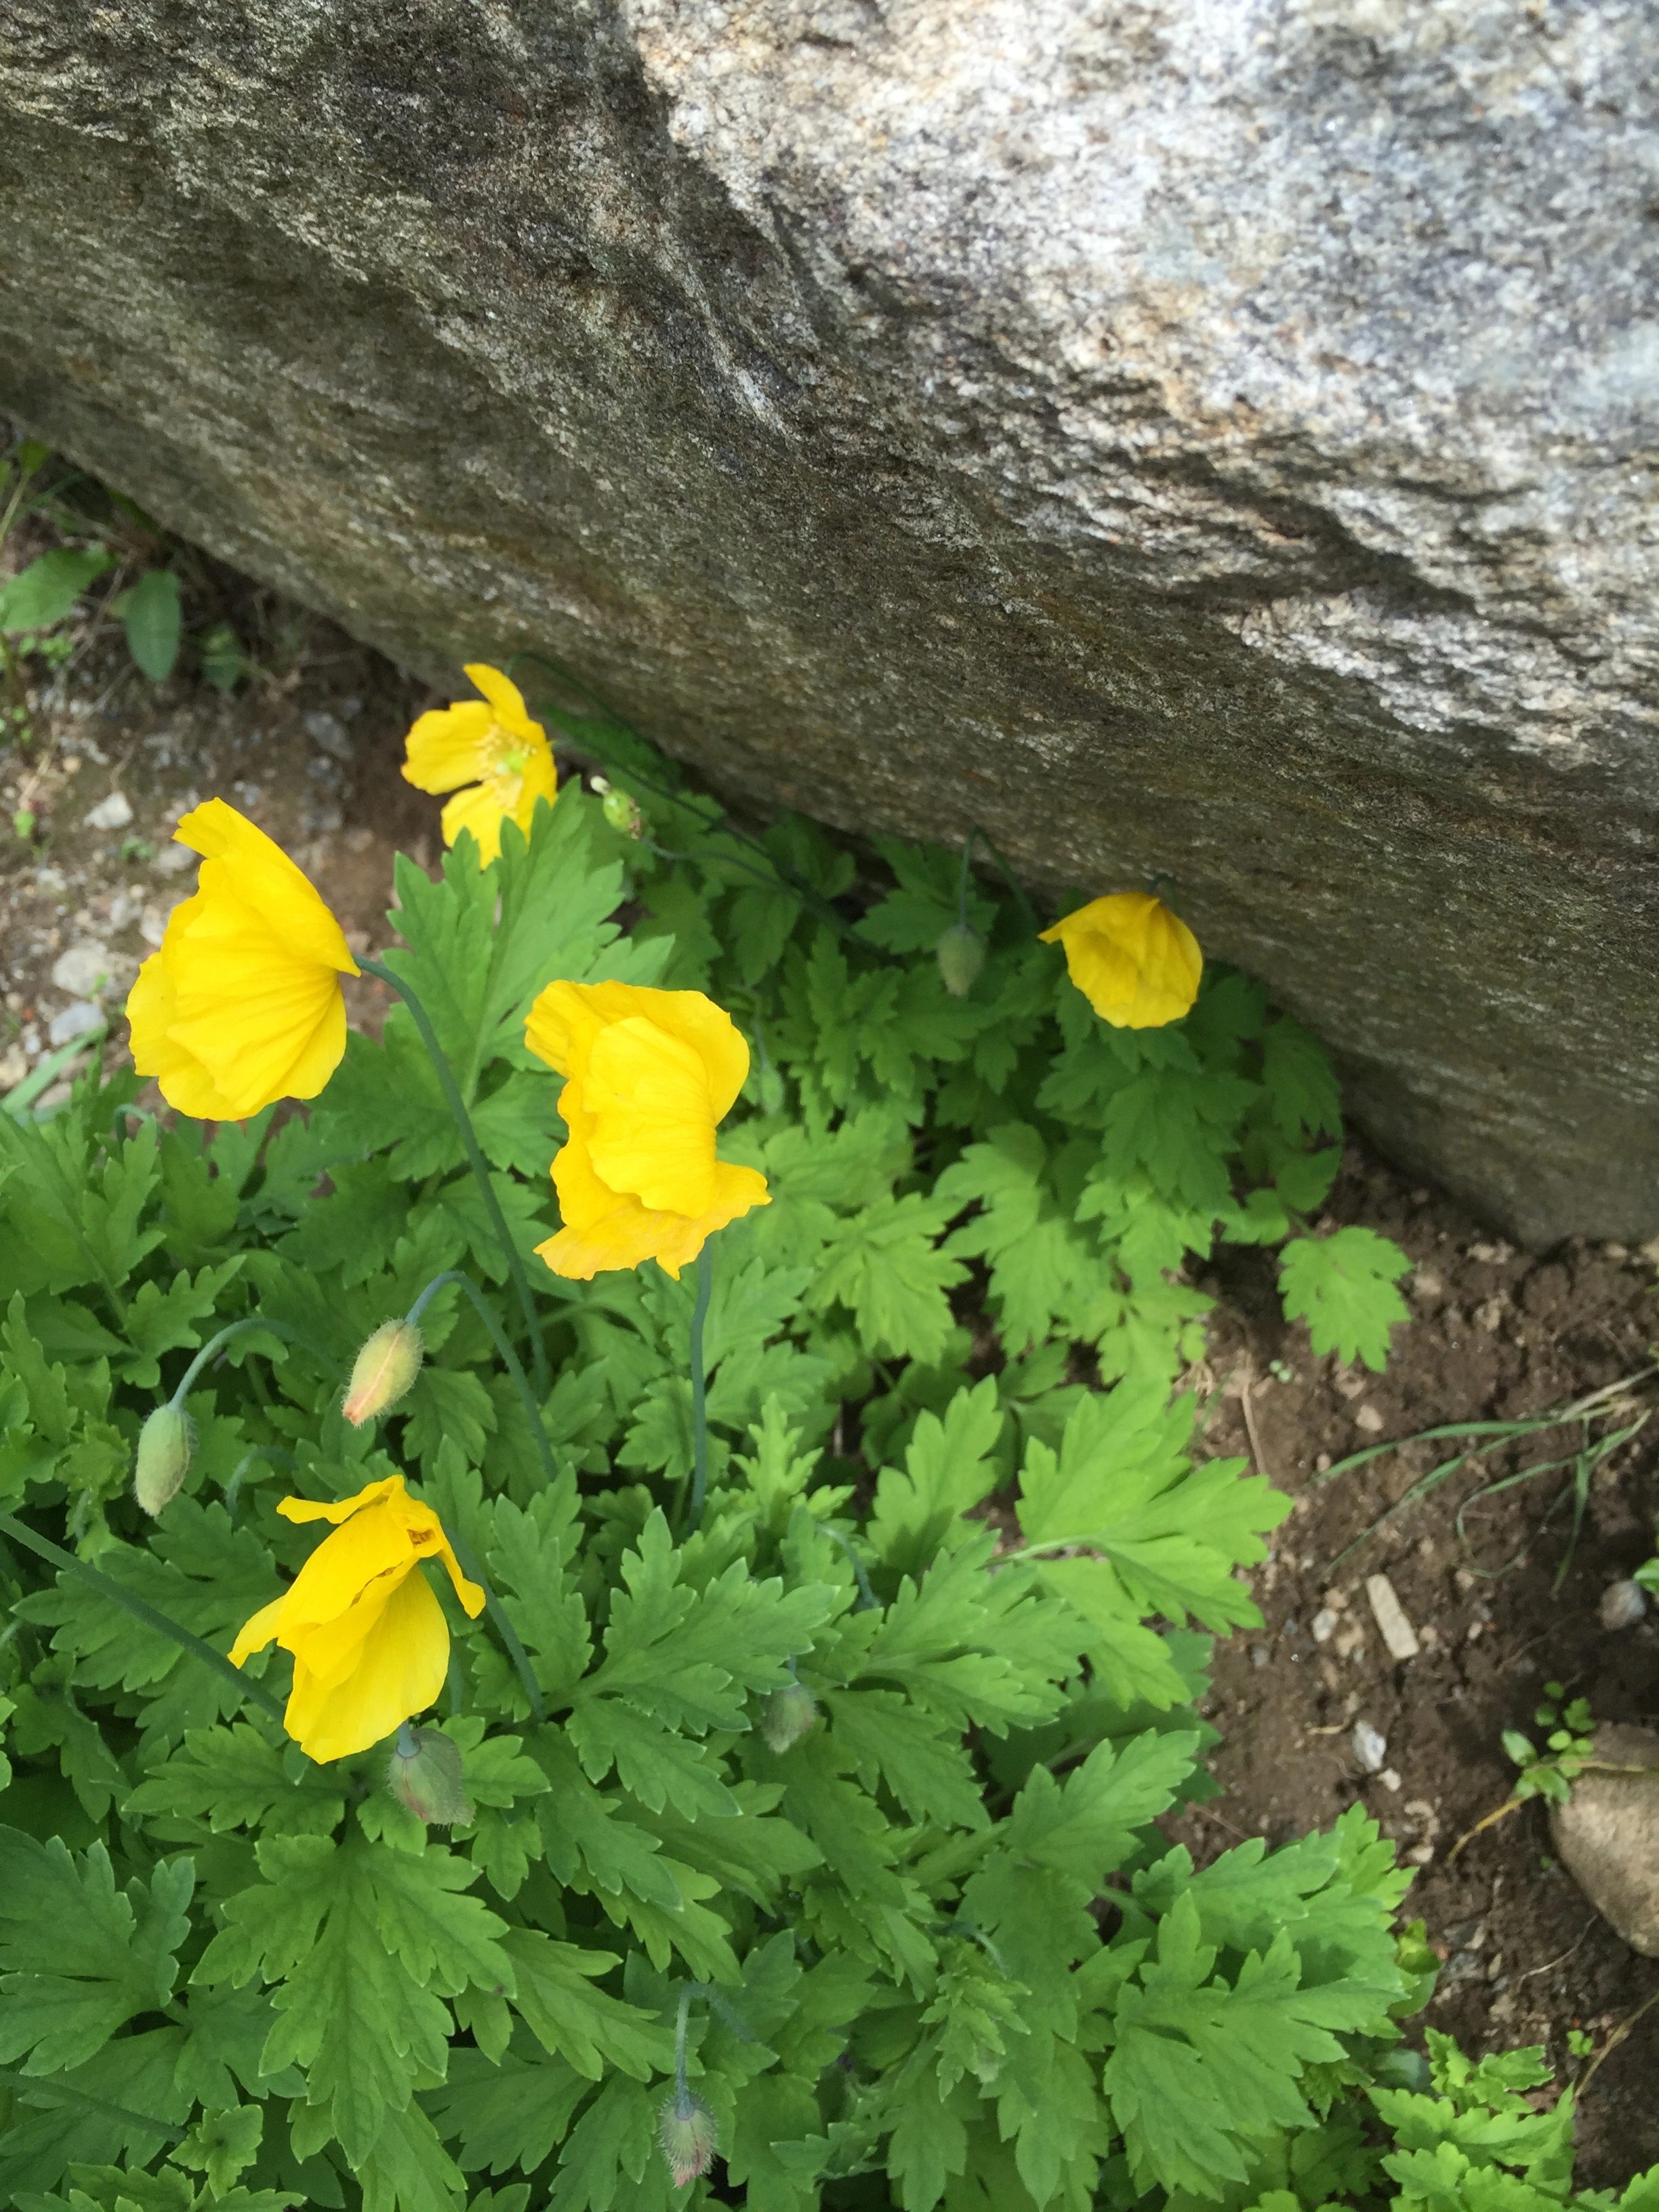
[281,1569,451,1762]
[525,983,746,1110]
[176,802,359,976]
[583,1015,718,1214]
[537,1153,769,1280]
[1040,893,1202,1029]
[402,700,496,794]
[229,1593,289,1666]
[462,663,541,742]
[504,745,560,842]
[127,916,247,1122]
[440,778,511,865]
[279,1475,408,1526]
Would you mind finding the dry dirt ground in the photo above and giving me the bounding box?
[3,509,1656,2190]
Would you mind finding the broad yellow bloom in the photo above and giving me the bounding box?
[230,1475,485,1763]
[401,663,558,864]
[1040,893,1202,1029]
[127,800,359,1120]
[526,981,769,1279]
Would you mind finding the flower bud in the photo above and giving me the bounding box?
[759,1681,817,1754]
[757,1063,785,1115]
[935,922,986,998]
[387,1725,474,1825]
[600,784,644,838]
[342,1319,424,1427]
[657,2090,718,2188]
[134,1404,194,1515]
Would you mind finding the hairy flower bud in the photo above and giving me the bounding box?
[759,1681,817,1755]
[134,1404,194,1515]
[387,1725,474,1825]
[600,783,644,838]
[342,1319,424,1427]
[935,922,986,998]
[657,2091,718,2188]
[757,1062,785,1116]
[13,807,36,843]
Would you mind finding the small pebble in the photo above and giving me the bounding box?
[1249,1644,1269,1668]
[47,1001,104,1047]
[1355,1404,1385,1434]
[1379,1767,1402,1793]
[1365,1572,1422,1660]
[84,789,133,830]
[1353,1721,1387,1774]
[1599,1580,1649,1632]
[1406,1843,1435,1865]
[304,709,356,762]
[50,942,111,998]
[1311,1607,1339,1644]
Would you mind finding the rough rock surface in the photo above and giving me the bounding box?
[1551,1725,1659,1958]
[2,1,1656,1241]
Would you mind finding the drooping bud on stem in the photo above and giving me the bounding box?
[759,1680,818,1754]
[343,1319,424,1427]
[935,922,986,998]
[600,784,644,838]
[657,2089,718,2189]
[134,1404,195,1515]
[387,1723,474,1825]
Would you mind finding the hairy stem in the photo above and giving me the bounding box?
[0,1510,286,1724]
[687,1244,714,1535]
[358,955,549,1395]
[405,1269,556,1495]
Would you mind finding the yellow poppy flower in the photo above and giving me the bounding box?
[401,662,558,864]
[1040,892,1203,1029]
[525,980,769,1280]
[126,800,360,1120]
[229,1474,485,1763]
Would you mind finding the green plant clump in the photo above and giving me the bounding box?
[0,739,1647,2212]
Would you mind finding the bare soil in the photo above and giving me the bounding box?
[4,500,1657,2190]
[1179,1166,1659,2189]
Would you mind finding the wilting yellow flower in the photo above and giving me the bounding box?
[127,800,359,1120]
[401,663,558,864]
[230,1475,485,1763]
[526,981,769,1280]
[1040,893,1202,1029]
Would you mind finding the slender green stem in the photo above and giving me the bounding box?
[443,1525,546,1724]
[224,1444,296,1528]
[819,1524,879,1610]
[0,1511,286,1723]
[964,825,1040,933]
[405,1269,557,1494]
[687,1245,714,1535]
[672,1984,695,2110]
[358,956,549,1395]
[168,1317,308,1408]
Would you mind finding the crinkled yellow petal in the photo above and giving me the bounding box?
[1040,893,1202,1029]
[463,662,540,741]
[279,1475,407,1527]
[440,777,514,865]
[281,1569,451,1763]
[177,802,359,975]
[537,1153,769,1281]
[584,1015,718,1214]
[125,913,246,1122]
[505,745,560,842]
[128,802,356,1118]
[402,700,497,794]
[229,1593,289,1666]
[525,981,747,1109]
[275,1500,415,1634]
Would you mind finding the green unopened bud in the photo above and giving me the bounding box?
[600,783,643,838]
[759,1681,817,1754]
[134,1404,194,1515]
[935,922,986,996]
[657,2090,718,2188]
[757,1062,785,1115]
[13,808,35,842]
[342,1319,424,1427]
[387,1726,474,1825]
